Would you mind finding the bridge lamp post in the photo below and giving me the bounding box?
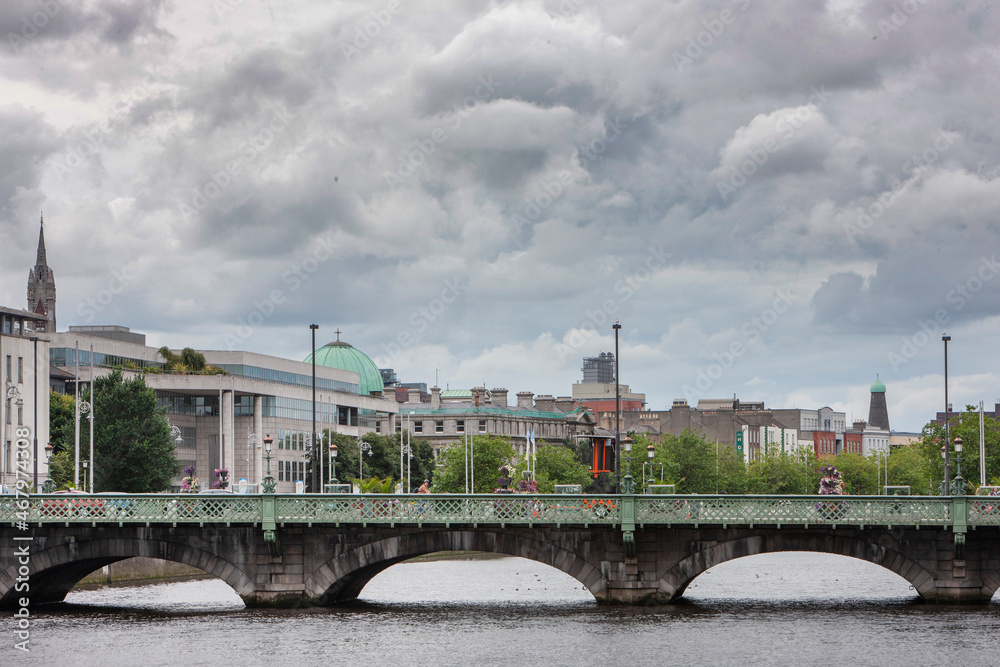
[262,435,276,494]
[952,436,966,496]
[942,333,952,496]
[613,320,622,493]
[329,442,338,486]
[4,383,21,489]
[621,434,635,494]
[43,443,54,493]
[359,438,372,487]
[82,460,88,493]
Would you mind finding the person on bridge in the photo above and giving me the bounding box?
[819,465,845,495]
[418,480,430,494]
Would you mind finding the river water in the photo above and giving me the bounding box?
[11,553,1000,666]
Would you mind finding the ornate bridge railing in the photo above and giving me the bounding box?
[1,493,994,529]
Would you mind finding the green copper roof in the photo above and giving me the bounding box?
[304,341,384,396]
[870,377,886,393]
[440,389,472,398]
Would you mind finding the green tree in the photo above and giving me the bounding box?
[919,406,1000,492]
[434,435,517,493]
[82,370,179,492]
[885,443,934,495]
[828,452,878,495]
[514,443,592,493]
[745,451,815,494]
[316,430,435,490]
[48,390,75,456]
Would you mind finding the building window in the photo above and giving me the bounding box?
[479,420,487,433]
[414,421,423,433]
[17,357,23,383]
[435,421,443,433]
[18,405,22,426]
[456,420,464,433]
[278,460,285,482]
[376,421,381,433]
[4,355,9,382]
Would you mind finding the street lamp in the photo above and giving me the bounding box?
[613,319,622,493]
[329,442,338,485]
[262,434,276,493]
[3,382,20,490]
[621,433,635,494]
[359,438,372,486]
[942,332,952,496]
[952,436,966,495]
[310,324,319,492]
[82,460,89,493]
[43,443,54,493]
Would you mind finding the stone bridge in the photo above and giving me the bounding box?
[2,493,999,607]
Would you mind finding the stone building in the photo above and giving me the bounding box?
[25,216,56,334]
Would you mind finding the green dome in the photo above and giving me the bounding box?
[870,378,886,393]
[305,341,384,396]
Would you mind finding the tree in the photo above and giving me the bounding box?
[83,370,179,492]
[48,390,75,456]
[919,406,1000,492]
[514,443,592,493]
[828,452,877,495]
[434,435,517,493]
[885,443,934,495]
[316,430,435,490]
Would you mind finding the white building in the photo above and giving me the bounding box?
[0,306,50,490]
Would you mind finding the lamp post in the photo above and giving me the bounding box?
[329,442,338,486]
[3,382,20,490]
[262,434,276,493]
[942,332,951,496]
[642,442,663,487]
[613,319,622,493]
[82,460,89,493]
[621,434,635,494]
[310,324,319,492]
[359,438,372,486]
[952,436,966,496]
[79,393,92,492]
[43,443,54,493]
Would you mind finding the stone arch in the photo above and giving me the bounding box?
[0,530,254,608]
[658,532,935,601]
[304,527,605,604]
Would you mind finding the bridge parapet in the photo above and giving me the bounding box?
[0,493,989,528]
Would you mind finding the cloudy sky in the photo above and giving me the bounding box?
[1,0,999,432]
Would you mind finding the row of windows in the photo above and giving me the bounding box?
[278,460,306,482]
[5,355,24,384]
[277,429,319,450]
[394,417,564,437]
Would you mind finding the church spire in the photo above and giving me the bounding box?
[36,212,47,267]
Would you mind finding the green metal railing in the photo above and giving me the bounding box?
[2,493,995,528]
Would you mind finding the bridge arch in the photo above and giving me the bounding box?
[658,532,935,601]
[0,527,255,607]
[303,527,605,605]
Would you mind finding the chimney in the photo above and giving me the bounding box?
[516,391,534,410]
[535,395,555,412]
[407,388,421,404]
[555,396,576,412]
[431,386,441,409]
[472,386,486,408]
[492,388,508,407]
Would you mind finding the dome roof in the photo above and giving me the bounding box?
[870,377,886,393]
[305,341,384,396]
